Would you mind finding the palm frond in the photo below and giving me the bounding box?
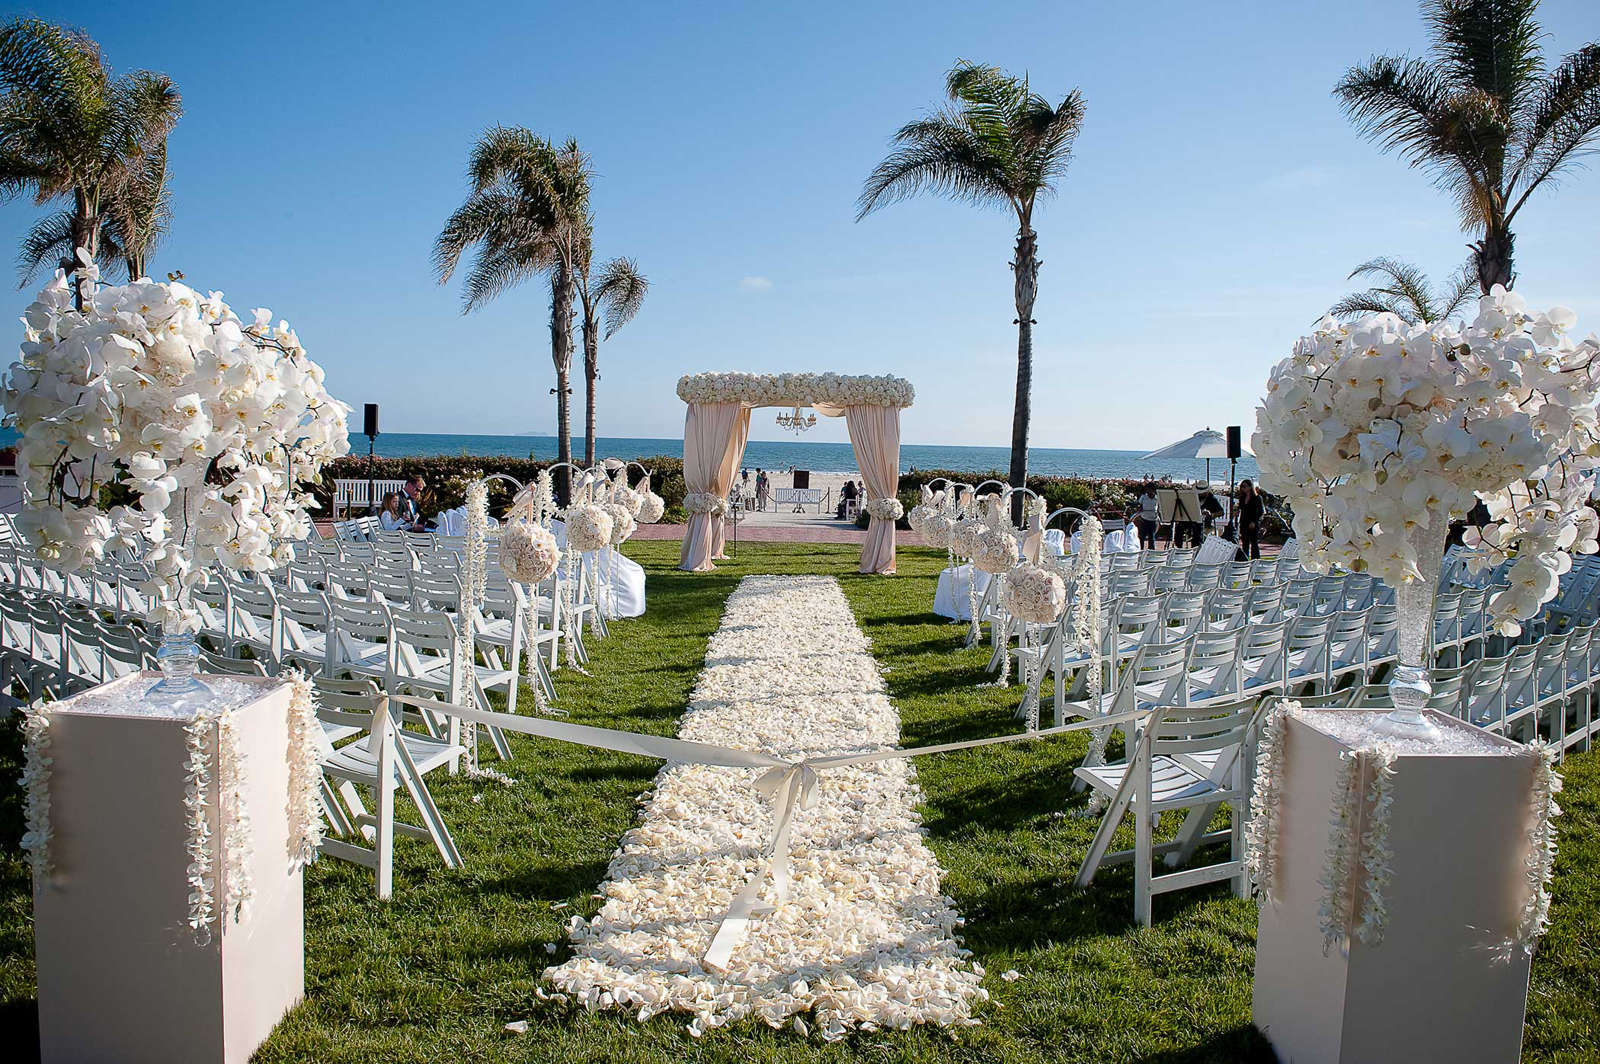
[1335,55,1458,160]
[15,206,73,282]
[1346,256,1437,320]
[107,137,170,278]
[1327,292,1412,323]
[857,110,1013,218]
[594,257,647,338]
[1438,259,1481,321]
[459,243,544,313]
[1426,0,1543,114]
[1505,44,1600,220]
[436,126,589,316]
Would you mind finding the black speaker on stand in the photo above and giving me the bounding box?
[364,404,379,517]
[1226,425,1242,535]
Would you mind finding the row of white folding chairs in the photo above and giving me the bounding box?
[987,566,1391,678]
[1033,605,1406,732]
[0,587,156,707]
[1070,620,1600,927]
[0,578,524,768]
[0,582,492,899]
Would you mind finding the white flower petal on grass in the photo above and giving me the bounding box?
[544,575,983,1038]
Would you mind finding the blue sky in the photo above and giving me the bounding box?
[4,0,1598,451]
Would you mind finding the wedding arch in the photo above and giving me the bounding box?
[676,372,915,574]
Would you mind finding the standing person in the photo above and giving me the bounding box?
[756,469,770,511]
[1135,486,1158,550]
[1236,479,1264,560]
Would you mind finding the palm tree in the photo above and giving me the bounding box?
[859,60,1085,512]
[0,18,181,300]
[1327,256,1478,324]
[1335,0,1600,293]
[16,139,171,283]
[433,128,589,499]
[575,249,648,465]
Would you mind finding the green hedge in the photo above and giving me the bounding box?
[315,453,686,519]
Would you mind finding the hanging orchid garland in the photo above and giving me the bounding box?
[18,702,55,882]
[285,671,324,868]
[458,480,489,772]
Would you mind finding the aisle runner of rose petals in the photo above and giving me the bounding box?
[544,575,986,1039]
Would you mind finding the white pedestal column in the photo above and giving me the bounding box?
[1252,708,1538,1064]
[32,673,305,1064]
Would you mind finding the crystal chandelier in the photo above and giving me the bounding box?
[775,406,817,434]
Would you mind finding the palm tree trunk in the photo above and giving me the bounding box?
[551,263,576,504]
[68,189,101,312]
[581,311,599,467]
[1009,224,1039,525]
[1473,227,1514,293]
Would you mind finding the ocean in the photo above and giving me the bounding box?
[0,426,1258,481]
[347,432,1261,482]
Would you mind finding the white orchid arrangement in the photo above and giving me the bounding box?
[1253,286,1600,635]
[2,264,350,631]
[676,371,914,408]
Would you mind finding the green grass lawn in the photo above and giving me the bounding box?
[2,540,1597,1062]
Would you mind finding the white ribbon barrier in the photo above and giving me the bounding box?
[388,693,1151,971]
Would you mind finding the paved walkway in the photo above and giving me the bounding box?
[632,521,931,546]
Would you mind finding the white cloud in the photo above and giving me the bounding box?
[739,275,773,292]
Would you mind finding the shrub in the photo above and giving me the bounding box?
[316,453,683,519]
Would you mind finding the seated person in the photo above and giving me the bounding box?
[378,491,410,531]
[398,474,429,531]
[836,479,860,519]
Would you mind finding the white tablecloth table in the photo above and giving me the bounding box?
[551,520,646,618]
[932,564,992,620]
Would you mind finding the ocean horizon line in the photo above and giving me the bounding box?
[336,431,1260,482]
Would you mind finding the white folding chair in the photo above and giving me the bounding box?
[317,691,465,898]
[1073,699,1259,925]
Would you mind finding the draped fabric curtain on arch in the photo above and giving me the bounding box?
[676,374,914,575]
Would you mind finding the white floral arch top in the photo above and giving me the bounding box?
[676,372,914,409]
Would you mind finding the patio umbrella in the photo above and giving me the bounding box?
[1140,428,1250,484]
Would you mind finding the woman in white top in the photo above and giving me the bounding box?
[1136,488,1158,549]
[378,491,408,531]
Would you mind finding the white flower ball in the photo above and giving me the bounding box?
[636,490,666,524]
[1004,562,1067,623]
[952,519,986,559]
[920,513,953,549]
[565,504,614,552]
[866,497,904,522]
[973,528,1020,574]
[613,486,643,518]
[501,519,560,584]
[603,502,636,546]
[684,492,723,515]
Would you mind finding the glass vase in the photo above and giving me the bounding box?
[148,629,212,699]
[1377,530,1445,741]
